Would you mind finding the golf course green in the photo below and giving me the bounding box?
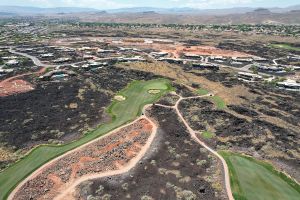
[0,78,172,200]
[220,151,300,200]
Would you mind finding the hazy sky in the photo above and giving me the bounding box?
[0,0,299,9]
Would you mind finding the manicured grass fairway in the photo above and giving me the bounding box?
[220,151,300,200]
[0,79,172,200]
[271,44,300,52]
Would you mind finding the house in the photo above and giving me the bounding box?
[97,49,116,53]
[184,53,202,59]
[292,66,300,71]
[53,58,71,63]
[231,61,244,65]
[158,58,184,64]
[277,80,300,91]
[253,57,268,62]
[83,55,94,60]
[6,59,19,66]
[232,57,253,62]
[119,47,140,52]
[82,62,108,70]
[0,68,14,76]
[152,39,174,44]
[237,72,262,82]
[40,53,54,58]
[118,56,146,62]
[2,56,18,60]
[150,52,169,58]
[39,70,76,81]
[192,63,219,71]
[257,65,286,74]
[209,56,227,61]
[287,55,300,61]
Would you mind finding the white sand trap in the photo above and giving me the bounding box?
[114,95,126,101]
[148,89,161,94]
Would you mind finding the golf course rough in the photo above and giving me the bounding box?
[220,151,300,200]
[0,78,172,200]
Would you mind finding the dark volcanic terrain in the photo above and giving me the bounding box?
[75,106,227,200]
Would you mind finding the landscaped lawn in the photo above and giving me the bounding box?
[201,131,215,139]
[271,44,300,52]
[0,78,172,200]
[196,88,209,95]
[220,151,300,200]
[211,96,226,109]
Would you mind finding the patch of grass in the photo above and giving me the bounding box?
[196,88,209,95]
[211,96,226,109]
[220,151,300,200]
[270,44,300,52]
[201,131,215,139]
[0,78,172,200]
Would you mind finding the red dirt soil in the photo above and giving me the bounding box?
[113,39,252,58]
[163,45,252,58]
[0,79,34,97]
[0,67,46,97]
[13,118,153,200]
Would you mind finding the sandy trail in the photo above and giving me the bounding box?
[9,93,234,200]
[54,113,157,200]
[156,93,234,200]
[8,105,156,200]
[55,93,234,200]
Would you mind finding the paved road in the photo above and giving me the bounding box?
[9,48,86,68]
[8,48,56,67]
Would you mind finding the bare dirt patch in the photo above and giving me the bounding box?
[162,45,252,58]
[0,79,34,97]
[13,118,153,200]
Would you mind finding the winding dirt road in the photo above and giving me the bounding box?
[9,94,234,200]
[155,93,234,200]
[8,105,157,200]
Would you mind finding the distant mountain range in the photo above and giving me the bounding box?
[1,5,300,24]
[0,6,98,14]
[107,5,300,15]
[0,5,300,15]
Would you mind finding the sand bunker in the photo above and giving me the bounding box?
[148,89,161,94]
[114,95,126,101]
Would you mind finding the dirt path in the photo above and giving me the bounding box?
[54,112,157,199]
[56,93,234,200]
[8,105,156,200]
[9,94,234,200]
[156,93,234,200]
[0,67,46,84]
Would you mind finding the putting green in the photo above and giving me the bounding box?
[220,151,300,200]
[0,78,172,200]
